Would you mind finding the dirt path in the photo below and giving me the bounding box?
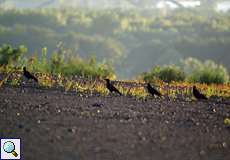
[0,86,230,160]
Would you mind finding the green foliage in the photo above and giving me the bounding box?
[140,65,185,83]
[0,9,230,78]
[140,58,229,84]
[183,58,229,84]
[63,56,115,79]
[0,44,115,79]
[0,44,27,66]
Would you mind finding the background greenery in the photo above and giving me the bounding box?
[0,3,229,82]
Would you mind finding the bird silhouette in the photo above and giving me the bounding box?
[23,67,38,82]
[193,86,207,100]
[146,83,161,97]
[105,79,122,95]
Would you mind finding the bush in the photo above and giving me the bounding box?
[183,57,229,84]
[62,56,115,79]
[0,44,116,79]
[140,65,185,83]
[0,44,27,66]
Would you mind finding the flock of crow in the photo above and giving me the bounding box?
[23,67,208,100]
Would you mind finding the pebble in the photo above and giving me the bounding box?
[56,135,62,140]
[25,128,31,132]
[37,120,41,124]
[141,118,148,124]
[200,150,206,156]
[93,147,100,152]
[138,131,142,136]
[18,124,24,129]
[222,142,228,148]
[161,136,167,142]
[67,128,76,133]
[4,99,9,103]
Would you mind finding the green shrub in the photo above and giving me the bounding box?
[0,44,27,66]
[0,44,116,79]
[63,56,115,79]
[183,57,229,84]
[140,65,185,83]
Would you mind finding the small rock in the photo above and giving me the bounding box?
[161,136,167,142]
[138,131,142,136]
[67,128,75,133]
[56,135,62,140]
[142,136,146,141]
[131,144,135,149]
[25,128,31,132]
[4,99,9,103]
[18,124,24,129]
[94,147,101,153]
[200,150,206,156]
[119,119,124,123]
[141,118,148,124]
[16,112,20,116]
[37,120,41,124]
[222,142,228,148]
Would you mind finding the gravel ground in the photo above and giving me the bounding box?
[0,86,230,160]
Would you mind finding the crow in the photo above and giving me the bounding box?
[105,79,122,95]
[23,67,38,82]
[193,86,207,100]
[146,83,162,97]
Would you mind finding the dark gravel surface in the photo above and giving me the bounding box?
[0,86,230,160]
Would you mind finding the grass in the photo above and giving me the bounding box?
[1,69,230,100]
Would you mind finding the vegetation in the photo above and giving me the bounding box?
[140,58,229,84]
[0,8,229,78]
[0,44,115,79]
[183,58,229,84]
[140,65,185,83]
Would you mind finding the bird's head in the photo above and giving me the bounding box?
[104,78,110,83]
[147,82,151,87]
[23,67,26,71]
[193,86,197,90]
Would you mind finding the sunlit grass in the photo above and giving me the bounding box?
[0,70,230,99]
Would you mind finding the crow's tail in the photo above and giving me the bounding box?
[32,76,38,82]
[116,90,122,96]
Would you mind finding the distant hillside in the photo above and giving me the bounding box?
[1,0,229,11]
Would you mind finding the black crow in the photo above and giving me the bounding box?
[193,86,207,100]
[146,83,161,97]
[23,67,38,82]
[105,79,122,95]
